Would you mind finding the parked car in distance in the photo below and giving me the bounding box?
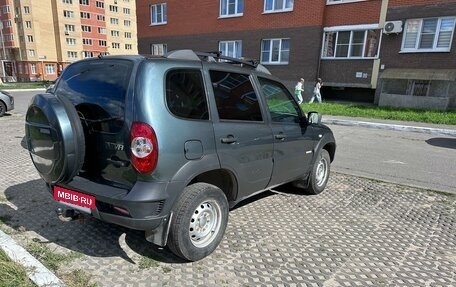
[25,50,336,261]
[0,90,14,117]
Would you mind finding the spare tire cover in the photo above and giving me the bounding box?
[25,93,85,184]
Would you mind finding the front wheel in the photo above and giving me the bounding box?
[167,183,229,261]
[294,149,331,195]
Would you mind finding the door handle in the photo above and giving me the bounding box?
[275,133,286,140]
[220,135,237,144]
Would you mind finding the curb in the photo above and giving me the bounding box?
[0,230,66,287]
[323,118,456,137]
[3,88,46,92]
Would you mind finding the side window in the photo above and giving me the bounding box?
[258,77,301,123]
[166,69,208,120]
[209,70,262,121]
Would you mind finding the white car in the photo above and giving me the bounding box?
[0,90,14,117]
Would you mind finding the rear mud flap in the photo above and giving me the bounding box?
[145,213,173,247]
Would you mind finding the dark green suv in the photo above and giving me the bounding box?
[25,50,336,261]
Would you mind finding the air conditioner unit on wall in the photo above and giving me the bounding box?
[383,21,403,34]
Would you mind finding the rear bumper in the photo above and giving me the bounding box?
[48,176,178,233]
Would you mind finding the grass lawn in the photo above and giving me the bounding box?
[0,81,49,90]
[301,102,456,125]
[0,249,35,287]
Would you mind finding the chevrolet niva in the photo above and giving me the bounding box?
[25,50,336,261]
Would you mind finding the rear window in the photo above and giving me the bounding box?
[55,59,133,131]
[166,69,208,120]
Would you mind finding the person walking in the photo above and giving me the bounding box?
[294,78,305,104]
[309,78,323,103]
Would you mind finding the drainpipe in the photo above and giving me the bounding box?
[372,0,389,104]
[316,3,327,79]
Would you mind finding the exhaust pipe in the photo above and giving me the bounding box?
[55,207,84,222]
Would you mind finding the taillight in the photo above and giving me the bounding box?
[130,122,158,174]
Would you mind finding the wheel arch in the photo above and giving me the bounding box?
[189,168,238,204]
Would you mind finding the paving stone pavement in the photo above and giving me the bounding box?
[1,114,455,287]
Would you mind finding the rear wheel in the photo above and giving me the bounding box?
[0,101,6,117]
[167,183,229,261]
[294,149,331,195]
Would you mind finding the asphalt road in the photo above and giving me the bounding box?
[329,124,456,194]
[5,90,456,194]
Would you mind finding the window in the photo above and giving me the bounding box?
[98,27,106,34]
[407,80,430,97]
[81,12,90,19]
[124,19,131,26]
[166,69,208,120]
[402,17,455,52]
[18,64,23,74]
[81,25,91,32]
[322,29,380,58]
[67,51,78,59]
[219,40,242,58]
[45,64,55,74]
[111,30,120,37]
[25,21,31,28]
[97,14,105,21]
[66,38,76,45]
[4,20,11,27]
[210,70,262,121]
[125,44,132,50]
[65,24,75,32]
[2,5,10,14]
[151,43,167,55]
[28,49,35,57]
[109,5,118,12]
[83,51,93,58]
[79,0,89,5]
[259,77,301,123]
[31,63,37,74]
[261,38,290,64]
[264,0,293,13]
[24,6,30,13]
[27,35,34,42]
[63,0,73,3]
[99,40,107,46]
[63,10,74,18]
[83,38,92,45]
[96,1,104,8]
[124,32,131,38]
[326,0,366,4]
[112,42,120,48]
[110,17,119,25]
[123,7,130,14]
[151,3,167,25]
[220,0,243,17]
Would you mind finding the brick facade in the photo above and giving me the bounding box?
[137,1,456,108]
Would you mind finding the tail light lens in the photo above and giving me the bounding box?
[130,122,158,174]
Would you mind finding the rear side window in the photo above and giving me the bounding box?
[166,69,208,120]
[209,70,262,121]
[55,59,133,132]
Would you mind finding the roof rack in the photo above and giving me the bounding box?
[165,49,271,75]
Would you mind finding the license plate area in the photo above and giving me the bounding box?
[53,185,96,213]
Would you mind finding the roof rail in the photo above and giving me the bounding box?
[165,49,271,75]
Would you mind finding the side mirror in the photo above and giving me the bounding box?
[307,111,321,125]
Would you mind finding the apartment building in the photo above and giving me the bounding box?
[137,0,456,110]
[0,0,138,82]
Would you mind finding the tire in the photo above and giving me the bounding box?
[167,183,229,261]
[25,94,85,184]
[293,149,331,195]
[0,101,6,117]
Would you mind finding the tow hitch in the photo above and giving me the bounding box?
[55,207,84,222]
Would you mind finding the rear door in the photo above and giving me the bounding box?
[257,77,315,186]
[206,67,274,200]
[54,59,134,187]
